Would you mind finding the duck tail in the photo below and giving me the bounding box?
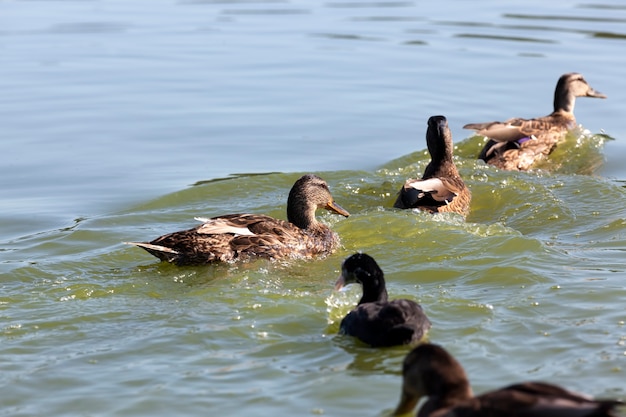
[124,241,180,263]
[386,325,423,347]
[597,399,624,417]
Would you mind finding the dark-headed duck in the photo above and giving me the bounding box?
[335,253,431,347]
[393,343,622,417]
[394,115,471,217]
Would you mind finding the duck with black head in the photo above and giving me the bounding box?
[334,253,431,348]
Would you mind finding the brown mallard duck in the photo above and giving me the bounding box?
[393,343,623,417]
[126,174,350,265]
[334,253,431,347]
[464,73,607,171]
[394,115,471,217]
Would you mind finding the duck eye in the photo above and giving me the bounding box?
[317,183,330,192]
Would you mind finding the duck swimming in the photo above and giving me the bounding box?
[464,73,607,171]
[394,115,471,217]
[334,253,431,348]
[393,343,623,417]
[126,174,350,266]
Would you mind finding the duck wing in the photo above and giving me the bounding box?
[464,119,530,143]
[340,299,431,347]
[128,214,312,265]
[431,382,622,417]
[467,111,575,143]
[394,177,465,210]
[197,213,323,261]
[195,213,287,236]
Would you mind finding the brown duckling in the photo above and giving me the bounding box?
[394,115,471,217]
[464,73,607,171]
[393,343,623,417]
[334,253,431,348]
[126,174,350,266]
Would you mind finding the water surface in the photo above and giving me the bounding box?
[1,1,626,416]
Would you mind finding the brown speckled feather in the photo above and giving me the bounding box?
[394,115,471,217]
[126,174,350,266]
[393,344,622,417]
[464,73,606,171]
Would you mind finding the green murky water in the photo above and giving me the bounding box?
[3,131,625,415]
[2,0,626,415]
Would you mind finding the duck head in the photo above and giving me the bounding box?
[394,343,473,415]
[335,253,388,304]
[426,115,454,163]
[287,174,350,229]
[555,73,606,113]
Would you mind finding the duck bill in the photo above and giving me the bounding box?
[335,274,346,291]
[392,387,420,416]
[587,88,607,99]
[325,200,350,217]
[334,274,346,291]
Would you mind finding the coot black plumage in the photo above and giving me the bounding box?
[334,253,431,347]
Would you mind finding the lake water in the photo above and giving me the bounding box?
[1,0,626,416]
